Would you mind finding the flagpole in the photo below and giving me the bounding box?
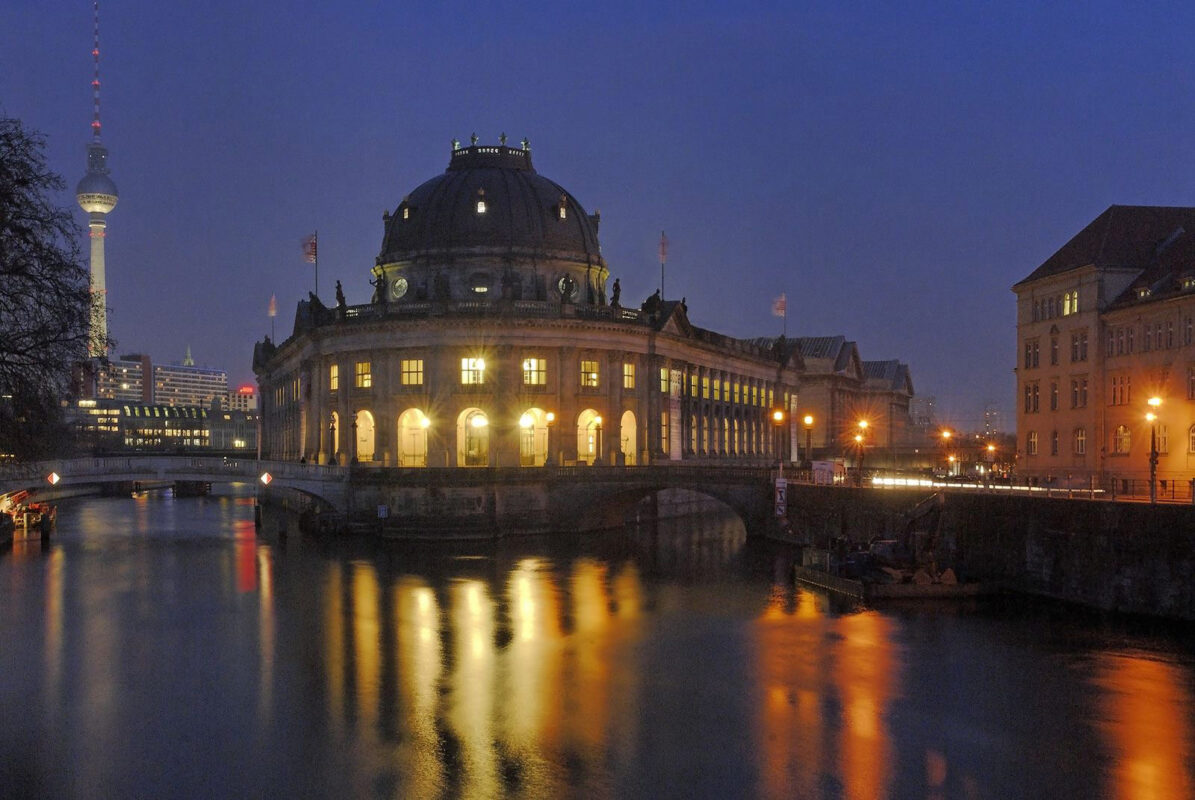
[314,229,319,298]
[659,230,667,299]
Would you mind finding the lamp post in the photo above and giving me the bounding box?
[328,415,337,465]
[593,415,604,465]
[771,409,786,473]
[802,414,814,468]
[1147,396,1161,504]
[544,411,556,466]
[940,429,953,476]
[855,419,869,486]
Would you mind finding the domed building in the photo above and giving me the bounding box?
[254,139,914,471]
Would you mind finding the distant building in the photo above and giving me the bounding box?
[1013,205,1195,492]
[227,385,258,412]
[95,354,153,403]
[153,362,228,408]
[68,399,257,454]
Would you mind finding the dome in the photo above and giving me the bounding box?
[76,171,119,214]
[378,143,603,268]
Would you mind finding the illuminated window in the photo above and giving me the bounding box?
[733,382,741,404]
[354,361,371,389]
[1188,425,1195,454]
[476,189,487,214]
[623,363,636,390]
[558,194,568,220]
[523,357,546,386]
[461,357,485,385]
[400,359,423,386]
[713,378,722,401]
[1074,428,1086,455]
[1113,425,1131,454]
[702,376,710,399]
[581,360,600,388]
[402,206,410,220]
[659,367,669,393]
[1027,431,1038,455]
[660,411,669,451]
[1159,424,1169,454]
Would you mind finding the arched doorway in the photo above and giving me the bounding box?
[355,409,376,462]
[577,408,603,465]
[398,408,430,467]
[457,408,489,467]
[518,407,550,466]
[620,410,637,465]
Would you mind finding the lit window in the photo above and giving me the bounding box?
[1074,428,1086,455]
[623,363,636,390]
[400,359,423,386]
[581,360,600,388]
[660,368,670,393]
[713,378,722,401]
[523,357,546,386]
[476,189,487,214]
[1027,431,1038,455]
[461,357,485,385]
[355,361,371,389]
[1114,425,1131,454]
[661,411,669,451]
[702,376,710,399]
[558,195,568,220]
[329,364,339,391]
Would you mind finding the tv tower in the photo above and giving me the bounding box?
[75,0,117,358]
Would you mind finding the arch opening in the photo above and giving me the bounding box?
[398,408,430,467]
[457,408,490,467]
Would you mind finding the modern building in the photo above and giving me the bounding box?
[227,385,259,413]
[1013,205,1195,492]
[95,354,152,404]
[254,139,914,469]
[153,361,229,408]
[68,399,257,454]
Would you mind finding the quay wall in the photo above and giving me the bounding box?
[786,484,1195,620]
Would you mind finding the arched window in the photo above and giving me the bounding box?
[398,408,430,467]
[457,408,489,467]
[355,410,376,462]
[1187,424,1195,454]
[1074,428,1086,455]
[1114,425,1131,454]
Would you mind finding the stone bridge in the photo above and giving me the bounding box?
[1,457,780,535]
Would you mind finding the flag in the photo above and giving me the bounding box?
[772,293,787,317]
[659,230,668,263]
[268,294,277,318]
[302,233,318,263]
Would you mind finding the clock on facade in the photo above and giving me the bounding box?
[557,274,577,301]
[391,277,408,300]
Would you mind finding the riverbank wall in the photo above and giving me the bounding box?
[785,485,1195,621]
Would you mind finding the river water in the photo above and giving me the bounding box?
[1,485,1194,799]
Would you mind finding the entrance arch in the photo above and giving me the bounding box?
[518,407,551,466]
[620,410,637,465]
[355,410,376,462]
[398,408,430,467]
[577,408,603,465]
[457,408,489,467]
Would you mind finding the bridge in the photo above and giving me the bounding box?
[0,456,782,535]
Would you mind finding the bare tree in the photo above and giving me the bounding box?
[0,117,107,458]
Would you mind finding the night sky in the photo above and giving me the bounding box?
[5,1,1195,430]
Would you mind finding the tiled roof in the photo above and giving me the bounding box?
[1016,205,1195,286]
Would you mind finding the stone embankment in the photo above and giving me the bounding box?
[784,484,1195,621]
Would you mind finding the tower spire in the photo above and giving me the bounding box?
[91,0,102,142]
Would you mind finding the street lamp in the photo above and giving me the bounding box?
[544,411,556,466]
[940,429,953,475]
[802,414,814,467]
[771,409,785,470]
[593,415,604,465]
[855,419,869,486]
[328,415,337,464]
[1147,396,1161,504]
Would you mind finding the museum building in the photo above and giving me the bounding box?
[253,140,913,468]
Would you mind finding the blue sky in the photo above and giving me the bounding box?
[5,1,1195,429]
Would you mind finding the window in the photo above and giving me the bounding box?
[1187,317,1193,346]
[1111,375,1131,405]
[1023,381,1039,413]
[1050,383,1059,411]
[1189,367,1195,401]
[1050,337,1059,365]
[702,376,710,399]
[1158,424,1169,454]
[659,367,669,393]
[660,411,669,451]
[1027,431,1038,455]
[401,359,423,386]
[329,364,339,391]
[354,361,371,389]
[1168,321,1175,348]
[581,360,600,388]
[476,188,486,214]
[461,357,485,385]
[1114,425,1131,454]
[623,362,636,390]
[1188,424,1195,454]
[523,357,546,386]
[733,382,741,404]
[713,378,722,401]
[1050,430,1059,456]
[1071,331,1088,362]
[1024,339,1040,369]
[1074,428,1086,455]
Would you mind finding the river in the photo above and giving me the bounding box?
[1,485,1193,799]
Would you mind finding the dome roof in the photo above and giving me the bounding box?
[378,143,603,268]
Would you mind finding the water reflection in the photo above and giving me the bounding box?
[4,493,1195,798]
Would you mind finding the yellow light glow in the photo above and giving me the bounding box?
[772,410,784,423]
[1148,396,1162,407]
[1146,412,1156,423]
[803,414,813,426]
[854,434,863,443]
[594,416,602,426]
[470,415,488,429]
[858,420,869,430]
[545,411,555,423]
[419,414,430,429]
[519,413,533,429]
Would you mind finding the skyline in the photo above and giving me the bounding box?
[6,2,1195,429]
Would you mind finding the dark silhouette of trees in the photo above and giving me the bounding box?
[0,117,106,459]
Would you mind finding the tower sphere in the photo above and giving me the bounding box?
[76,171,118,214]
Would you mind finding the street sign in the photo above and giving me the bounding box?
[774,477,787,517]
[259,472,273,485]
[47,472,60,485]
